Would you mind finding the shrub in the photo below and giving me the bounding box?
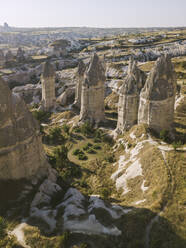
[32,110,51,123]
[86,148,96,154]
[160,129,169,142]
[100,188,111,200]
[81,121,93,136]
[62,124,70,134]
[78,153,88,160]
[93,145,102,150]
[52,145,69,169]
[46,127,65,144]
[104,154,116,163]
[172,140,182,151]
[57,231,70,248]
[83,143,93,151]
[73,149,84,156]
[73,126,81,133]
[0,216,7,238]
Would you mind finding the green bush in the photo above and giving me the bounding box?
[32,110,51,123]
[160,129,169,142]
[172,140,182,151]
[100,188,111,200]
[51,145,69,169]
[57,231,70,248]
[86,148,96,154]
[0,216,7,238]
[81,121,93,136]
[46,127,65,144]
[104,154,116,163]
[93,144,102,150]
[73,149,84,156]
[83,143,93,151]
[62,124,70,134]
[78,153,88,160]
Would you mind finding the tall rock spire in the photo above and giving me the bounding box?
[80,53,105,125]
[138,54,177,132]
[41,60,56,111]
[0,77,49,181]
[73,60,86,109]
[116,58,146,133]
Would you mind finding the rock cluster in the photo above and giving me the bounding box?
[138,54,176,132]
[80,53,106,125]
[117,54,176,133]
[116,58,146,133]
[0,77,49,181]
[5,50,14,63]
[41,60,56,111]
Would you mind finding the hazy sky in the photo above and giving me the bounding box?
[0,0,186,28]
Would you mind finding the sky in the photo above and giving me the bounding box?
[0,0,186,28]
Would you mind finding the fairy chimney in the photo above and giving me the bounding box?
[41,61,56,111]
[80,53,105,125]
[138,54,176,132]
[73,60,86,109]
[116,58,146,133]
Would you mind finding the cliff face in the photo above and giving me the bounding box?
[116,58,146,133]
[0,77,49,181]
[138,54,176,132]
[80,53,105,125]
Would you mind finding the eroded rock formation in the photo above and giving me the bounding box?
[73,60,86,109]
[116,58,146,133]
[0,49,5,66]
[41,60,56,111]
[0,77,49,181]
[16,47,25,62]
[80,53,105,125]
[138,54,176,132]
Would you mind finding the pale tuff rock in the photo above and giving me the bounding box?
[41,60,56,111]
[138,54,176,132]
[73,60,86,108]
[116,58,146,133]
[5,50,14,62]
[0,77,49,180]
[80,53,105,125]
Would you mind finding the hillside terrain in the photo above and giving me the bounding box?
[0,28,186,248]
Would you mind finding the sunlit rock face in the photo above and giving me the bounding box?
[73,60,86,109]
[0,77,49,181]
[41,60,56,111]
[116,58,146,133]
[80,53,105,125]
[138,54,177,132]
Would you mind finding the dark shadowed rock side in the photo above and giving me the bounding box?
[116,58,146,133]
[80,53,105,125]
[73,60,86,109]
[138,54,177,132]
[0,77,49,181]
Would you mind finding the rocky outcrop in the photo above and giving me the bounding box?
[0,77,49,181]
[138,54,176,132]
[80,53,105,125]
[16,47,25,63]
[73,60,86,108]
[41,61,56,111]
[116,58,146,133]
[57,87,75,106]
[5,50,14,62]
